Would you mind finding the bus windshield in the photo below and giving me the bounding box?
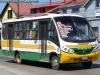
[54,16,96,42]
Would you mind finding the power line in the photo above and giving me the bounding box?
[0,0,38,3]
[0,0,63,3]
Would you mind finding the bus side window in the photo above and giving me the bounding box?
[14,23,21,39]
[28,21,38,39]
[14,32,21,39]
[22,32,26,39]
[14,21,38,40]
[48,21,59,44]
[2,24,7,39]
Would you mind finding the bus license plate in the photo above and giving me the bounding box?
[81,56,88,60]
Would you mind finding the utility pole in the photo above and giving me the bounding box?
[50,0,51,5]
[17,0,19,19]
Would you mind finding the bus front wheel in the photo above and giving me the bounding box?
[51,56,61,70]
[82,61,92,68]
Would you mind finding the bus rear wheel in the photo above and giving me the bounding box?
[82,61,92,68]
[51,56,61,70]
[15,53,22,64]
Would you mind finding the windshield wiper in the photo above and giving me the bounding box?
[78,26,92,41]
[80,32,91,41]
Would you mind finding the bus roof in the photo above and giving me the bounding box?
[2,13,83,23]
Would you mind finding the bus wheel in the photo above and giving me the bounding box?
[15,53,22,64]
[82,61,92,68]
[51,56,61,70]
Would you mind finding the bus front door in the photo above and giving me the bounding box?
[8,24,13,56]
[39,21,48,61]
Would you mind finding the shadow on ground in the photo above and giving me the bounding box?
[6,60,100,71]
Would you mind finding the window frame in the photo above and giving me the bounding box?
[8,10,12,19]
[13,20,39,40]
[31,9,36,14]
[48,19,60,46]
[40,7,45,13]
[72,8,79,13]
[2,23,8,39]
[96,0,100,7]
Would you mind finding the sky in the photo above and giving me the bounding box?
[0,0,61,14]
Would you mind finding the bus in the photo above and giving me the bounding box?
[1,13,99,70]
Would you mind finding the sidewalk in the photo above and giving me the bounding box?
[0,68,16,75]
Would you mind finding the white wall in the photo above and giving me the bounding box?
[90,19,100,41]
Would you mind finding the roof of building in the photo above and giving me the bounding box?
[1,0,88,18]
[47,0,87,13]
[3,13,83,23]
[0,2,35,18]
[61,0,87,7]
[1,2,63,18]
[9,2,36,16]
[9,2,63,15]
[34,2,63,8]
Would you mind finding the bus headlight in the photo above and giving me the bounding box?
[64,48,74,54]
[93,46,99,52]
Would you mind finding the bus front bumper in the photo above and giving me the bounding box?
[60,51,99,64]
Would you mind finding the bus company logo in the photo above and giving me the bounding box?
[83,50,86,54]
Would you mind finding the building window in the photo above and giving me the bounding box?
[72,8,79,13]
[40,8,45,13]
[8,10,12,19]
[31,9,36,14]
[92,27,99,38]
[96,0,100,7]
[63,9,67,13]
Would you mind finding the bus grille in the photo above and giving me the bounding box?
[74,49,93,55]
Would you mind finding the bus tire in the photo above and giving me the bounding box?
[15,53,22,64]
[51,56,61,70]
[82,61,92,68]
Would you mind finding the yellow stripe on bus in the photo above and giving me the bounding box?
[66,45,77,48]
[78,44,91,49]
[1,40,56,50]
[66,44,97,48]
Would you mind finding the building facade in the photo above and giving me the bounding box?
[0,21,1,32]
[0,14,2,47]
[59,0,100,42]
[0,14,2,33]
[1,2,63,21]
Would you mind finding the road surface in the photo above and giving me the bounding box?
[0,51,100,75]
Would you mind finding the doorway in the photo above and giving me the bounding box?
[39,21,48,60]
[8,24,13,56]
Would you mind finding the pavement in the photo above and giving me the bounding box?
[0,68,16,75]
[0,44,100,75]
